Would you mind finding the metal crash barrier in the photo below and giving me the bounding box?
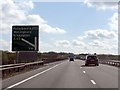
[99,60,120,67]
[0,58,67,78]
[0,61,44,78]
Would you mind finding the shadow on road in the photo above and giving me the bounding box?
[81,65,97,67]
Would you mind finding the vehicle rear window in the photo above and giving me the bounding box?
[87,56,97,60]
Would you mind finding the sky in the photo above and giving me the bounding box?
[0,0,119,55]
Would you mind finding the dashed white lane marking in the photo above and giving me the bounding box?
[91,80,96,85]
[6,62,65,89]
[83,71,86,73]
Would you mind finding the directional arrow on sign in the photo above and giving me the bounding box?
[21,37,37,50]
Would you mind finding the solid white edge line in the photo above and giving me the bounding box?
[91,80,96,85]
[6,62,65,89]
[83,71,86,73]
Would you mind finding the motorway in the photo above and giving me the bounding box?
[2,59,118,89]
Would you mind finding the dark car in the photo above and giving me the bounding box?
[69,58,74,61]
[85,55,99,66]
[69,53,74,61]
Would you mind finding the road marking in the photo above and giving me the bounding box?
[91,80,96,85]
[80,67,82,69]
[83,71,86,73]
[6,62,65,89]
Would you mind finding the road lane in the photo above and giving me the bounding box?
[3,59,118,89]
[2,60,65,89]
[9,60,97,88]
[75,60,118,88]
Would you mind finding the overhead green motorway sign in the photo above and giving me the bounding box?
[12,25,39,51]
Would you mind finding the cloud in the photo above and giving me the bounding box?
[84,0,118,10]
[82,1,118,54]
[89,40,107,48]
[40,24,66,34]
[0,39,10,51]
[26,15,66,34]
[79,12,118,54]
[84,29,116,40]
[77,36,84,40]
[72,39,85,46]
[17,0,34,10]
[1,0,66,35]
[1,0,27,34]
[40,41,54,52]
[27,15,46,24]
[108,12,118,31]
[55,40,70,47]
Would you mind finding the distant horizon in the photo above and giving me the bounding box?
[1,50,119,55]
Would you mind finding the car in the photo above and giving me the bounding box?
[85,55,99,66]
[69,58,74,61]
[69,53,74,61]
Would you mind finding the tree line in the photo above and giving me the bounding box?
[0,50,119,65]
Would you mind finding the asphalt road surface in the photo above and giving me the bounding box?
[2,59,118,89]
